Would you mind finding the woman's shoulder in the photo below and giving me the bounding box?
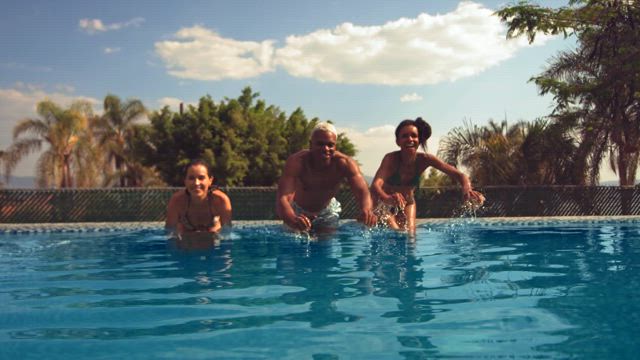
[209,188,231,204]
[382,151,400,161]
[166,190,188,214]
[169,189,188,202]
[418,152,437,162]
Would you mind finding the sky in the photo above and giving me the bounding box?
[0,0,621,183]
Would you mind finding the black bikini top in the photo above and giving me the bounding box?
[179,189,218,231]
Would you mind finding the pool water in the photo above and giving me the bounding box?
[1,220,640,359]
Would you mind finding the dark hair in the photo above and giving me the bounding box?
[395,117,432,151]
[183,159,213,178]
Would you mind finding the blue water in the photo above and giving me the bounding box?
[1,220,640,359]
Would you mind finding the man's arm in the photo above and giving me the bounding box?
[343,157,377,227]
[276,154,312,231]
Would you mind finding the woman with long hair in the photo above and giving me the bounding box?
[165,159,232,236]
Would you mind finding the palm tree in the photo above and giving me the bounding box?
[520,118,581,184]
[102,161,165,187]
[438,119,524,185]
[438,118,581,186]
[4,100,99,188]
[0,150,7,187]
[498,0,640,185]
[94,94,147,187]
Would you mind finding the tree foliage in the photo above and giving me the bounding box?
[94,94,154,187]
[438,118,580,186]
[4,100,101,188]
[134,87,357,186]
[497,0,640,185]
[4,88,356,188]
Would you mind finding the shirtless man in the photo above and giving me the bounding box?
[276,122,377,232]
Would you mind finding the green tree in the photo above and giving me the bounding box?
[284,108,316,155]
[137,87,357,186]
[0,150,7,187]
[422,168,454,187]
[497,0,640,185]
[4,100,100,188]
[439,120,521,185]
[94,94,149,187]
[336,132,357,157]
[438,118,579,186]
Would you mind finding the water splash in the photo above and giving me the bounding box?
[373,202,410,232]
[442,200,485,238]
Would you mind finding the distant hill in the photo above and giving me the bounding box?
[4,176,36,188]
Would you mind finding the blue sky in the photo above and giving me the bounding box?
[3,0,617,182]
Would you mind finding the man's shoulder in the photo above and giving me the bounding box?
[283,150,309,174]
[333,151,354,163]
[287,149,310,162]
[333,152,359,172]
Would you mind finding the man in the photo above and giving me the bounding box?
[276,122,377,232]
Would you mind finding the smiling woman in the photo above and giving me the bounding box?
[165,159,232,235]
[371,117,484,233]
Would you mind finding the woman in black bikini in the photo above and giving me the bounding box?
[371,117,484,233]
[165,159,232,237]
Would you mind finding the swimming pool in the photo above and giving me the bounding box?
[2,218,640,359]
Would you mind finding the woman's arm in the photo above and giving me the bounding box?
[212,190,233,227]
[425,154,484,203]
[371,152,408,207]
[370,153,396,202]
[165,191,183,232]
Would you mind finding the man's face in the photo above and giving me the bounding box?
[309,130,337,164]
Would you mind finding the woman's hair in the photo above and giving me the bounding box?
[183,159,213,179]
[395,117,432,151]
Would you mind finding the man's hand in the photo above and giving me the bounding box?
[285,213,314,232]
[357,209,377,227]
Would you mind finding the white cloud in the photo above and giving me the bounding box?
[154,2,548,85]
[400,92,423,102]
[0,85,100,176]
[79,17,145,34]
[275,1,547,85]
[55,84,76,93]
[157,97,197,112]
[103,47,121,54]
[154,25,276,80]
[338,125,396,177]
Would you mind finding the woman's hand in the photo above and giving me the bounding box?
[463,189,485,208]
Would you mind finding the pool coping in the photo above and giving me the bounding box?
[3,215,640,234]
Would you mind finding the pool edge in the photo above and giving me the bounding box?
[3,216,640,234]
